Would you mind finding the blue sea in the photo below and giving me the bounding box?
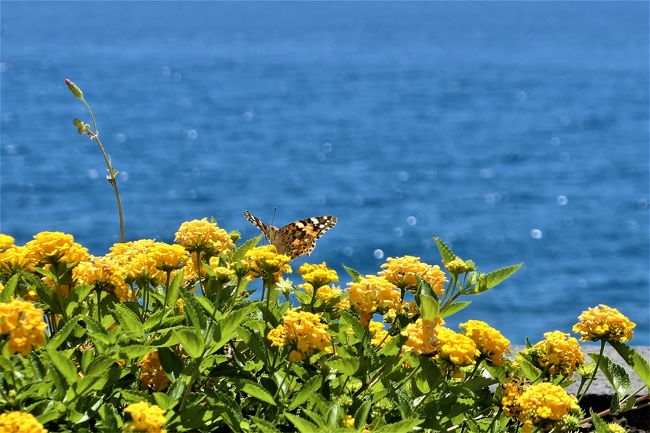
[1,2,648,343]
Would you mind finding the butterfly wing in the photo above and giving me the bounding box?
[244,210,272,239]
[278,216,338,259]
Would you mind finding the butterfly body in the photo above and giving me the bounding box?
[244,211,337,259]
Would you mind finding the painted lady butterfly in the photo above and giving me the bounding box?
[243,210,337,259]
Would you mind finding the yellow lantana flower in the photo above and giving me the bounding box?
[0,411,47,433]
[380,255,447,294]
[124,401,167,433]
[0,299,47,355]
[297,262,338,287]
[139,351,169,392]
[573,304,635,343]
[268,309,331,362]
[73,256,130,301]
[460,320,510,365]
[245,245,292,284]
[25,231,89,266]
[526,331,584,377]
[401,317,444,355]
[516,383,579,433]
[174,218,234,255]
[348,275,401,324]
[434,327,480,367]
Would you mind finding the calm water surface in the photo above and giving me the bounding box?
[1,2,648,342]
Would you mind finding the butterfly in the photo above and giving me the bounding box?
[243,210,337,259]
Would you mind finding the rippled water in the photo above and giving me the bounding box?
[1,2,648,343]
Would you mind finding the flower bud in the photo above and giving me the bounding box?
[72,118,84,128]
[64,79,83,99]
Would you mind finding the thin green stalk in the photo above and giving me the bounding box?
[96,288,102,322]
[578,340,606,402]
[156,271,172,330]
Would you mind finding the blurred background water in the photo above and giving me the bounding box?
[1,2,648,343]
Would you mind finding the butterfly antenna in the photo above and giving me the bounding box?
[271,206,277,226]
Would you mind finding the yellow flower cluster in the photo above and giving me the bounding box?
[435,327,480,367]
[460,320,510,365]
[573,304,635,343]
[444,257,474,275]
[380,255,447,294]
[208,257,235,282]
[0,245,35,273]
[369,320,391,348]
[124,401,167,433]
[24,231,89,265]
[298,262,339,287]
[0,411,47,433]
[348,275,401,324]
[174,218,234,255]
[268,309,331,362]
[151,243,189,272]
[0,300,47,355]
[108,240,162,283]
[245,245,292,284]
[140,351,170,391]
[528,331,584,377]
[342,415,371,433]
[500,381,527,418]
[73,256,130,301]
[516,383,579,433]
[401,318,444,355]
[0,234,14,251]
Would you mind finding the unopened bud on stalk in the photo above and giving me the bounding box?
[64,79,83,99]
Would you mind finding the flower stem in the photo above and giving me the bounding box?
[578,339,605,402]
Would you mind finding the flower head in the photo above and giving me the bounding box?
[267,309,331,362]
[124,401,167,433]
[444,257,475,275]
[516,383,579,433]
[526,331,584,377]
[401,317,445,355]
[348,275,401,324]
[245,245,292,284]
[300,283,342,303]
[435,327,480,367]
[151,243,189,272]
[380,255,447,294]
[0,246,35,273]
[460,320,510,365]
[73,256,130,301]
[0,411,47,433]
[174,218,234,255]
[140,351,170,391]
[0,234,15,252]
[208,257,235,282]
[25,231,89,266]
[573,304,635,343]
[298,262,338,287]
[0,300,47,355]
[108,239,162,283]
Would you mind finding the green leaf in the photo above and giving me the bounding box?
[517,357,542,381]
[342,264,363,281]
[354,399,372,430]
[232,234,263,262]
[47,315,83,350]
[213,304,257,350]
[327,358,361,375]
[83,316,110,345]
[416,276,438,300]
[165,269,184,307]
[47,349,77,385]
[475,264,522,293]
[289,375,323,410]
[0,274,18,302]
[175,328,205,359]
[420,294,440,321]
[181,291,206,331]
[285,413,320,433]
[113,303,144,336]
[610,342,650,387]
[588,353,630,400]
[374,419,423,433]
[236,380,276,406]
[433,236,456,264]
[250,417,282,433]
[440,301,471,318]
[590,408,613,433]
